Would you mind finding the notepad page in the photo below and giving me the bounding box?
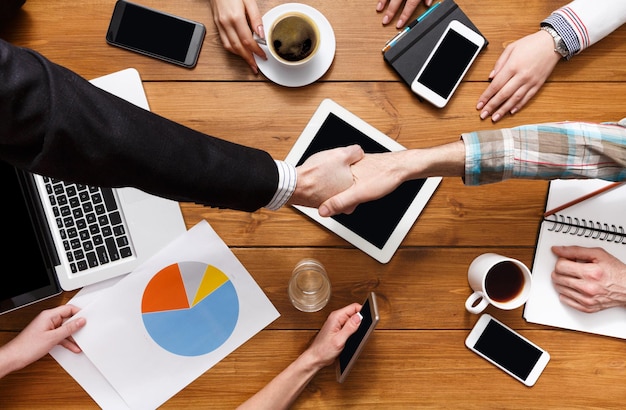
[545,179,625,223]
[524,179,626,339]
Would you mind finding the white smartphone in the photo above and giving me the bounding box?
[106,0,206,68]
[465,314,550,387]
[410,20,485,108]
[336,292,380,383]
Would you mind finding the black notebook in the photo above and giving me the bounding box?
[524,179,626,339]
[383,0,488,88]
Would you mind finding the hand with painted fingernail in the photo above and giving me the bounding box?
[376,0,432,29]
[208,0,267,74]
[476,30,560,123]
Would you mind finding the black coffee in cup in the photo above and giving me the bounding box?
[269,12,319,63]
[484,261,525,303]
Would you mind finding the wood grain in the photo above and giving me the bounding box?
[1,0,626,408]
[2,0,625,82]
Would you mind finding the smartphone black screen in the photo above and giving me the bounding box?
[107,1,204,66]
[416,29,480,99]
[473,319,543,381]
[338,296,374,374]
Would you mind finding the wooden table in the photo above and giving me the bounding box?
[2,0,626,408]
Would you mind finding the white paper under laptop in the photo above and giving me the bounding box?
[52,220,279,409]
[30,68,186,290]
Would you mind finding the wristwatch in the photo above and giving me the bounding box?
[540,25,569,58]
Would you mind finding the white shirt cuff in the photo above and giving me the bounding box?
[265,160,297,210]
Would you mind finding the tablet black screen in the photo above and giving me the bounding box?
[295,113,426,249]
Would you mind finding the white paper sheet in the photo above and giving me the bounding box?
[54,220,279,409]
[50,277,130,409]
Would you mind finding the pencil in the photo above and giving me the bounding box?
[543,181,624,217]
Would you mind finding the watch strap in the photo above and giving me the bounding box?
[540,25,569,58]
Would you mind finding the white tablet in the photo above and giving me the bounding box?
[285,99,441,263]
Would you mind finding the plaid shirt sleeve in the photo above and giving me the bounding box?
[461,118,626,186]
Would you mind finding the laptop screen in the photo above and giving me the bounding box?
[1,161,61,314]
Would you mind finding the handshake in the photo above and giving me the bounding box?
[289,144,366,217]
[289,140,466,216]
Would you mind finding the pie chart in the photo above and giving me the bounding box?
[141,261,239,357]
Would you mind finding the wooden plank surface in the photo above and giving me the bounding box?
[2,329,626,409]
[3,248,626,408]
[2,0,625,82]
[2,0,626,408]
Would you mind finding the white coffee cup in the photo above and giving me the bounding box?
[465,253,532,314]
[266,10,320,66]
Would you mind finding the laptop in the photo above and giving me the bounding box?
[1,68,187,314]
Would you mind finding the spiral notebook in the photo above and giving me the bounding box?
[524,179,626,339]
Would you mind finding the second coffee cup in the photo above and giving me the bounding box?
[465,253,532,314]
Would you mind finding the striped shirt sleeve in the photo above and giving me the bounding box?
[264,160,297,210]
[462,119,626,185]
[542,0,626,59]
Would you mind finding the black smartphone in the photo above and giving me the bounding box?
[336,292,380,383]
[106,0,205,68]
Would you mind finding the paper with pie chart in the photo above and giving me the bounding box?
[141,261,239,356]
[64,220,280,410]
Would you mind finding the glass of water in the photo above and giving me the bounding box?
[288,258,331,312]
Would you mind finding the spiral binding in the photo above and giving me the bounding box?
[546,214,626,244]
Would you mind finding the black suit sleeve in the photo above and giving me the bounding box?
[0,39,278,212]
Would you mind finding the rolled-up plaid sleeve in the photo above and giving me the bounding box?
[461,119,626,185]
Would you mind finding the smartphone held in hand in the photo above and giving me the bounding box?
[336,292,380,383]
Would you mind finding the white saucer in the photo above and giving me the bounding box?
[254,3,335,87]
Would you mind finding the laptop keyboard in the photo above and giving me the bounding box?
[42,177,134,274]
